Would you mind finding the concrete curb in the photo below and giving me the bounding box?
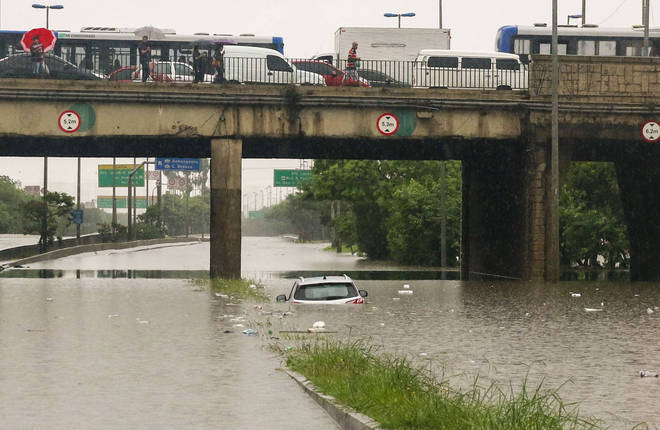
[4,237,202,268]
[285,370,381,430]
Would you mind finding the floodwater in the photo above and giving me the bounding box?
[2,236,660,429]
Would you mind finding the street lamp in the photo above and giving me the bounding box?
[384,12,416,28]
[31,3,63,29]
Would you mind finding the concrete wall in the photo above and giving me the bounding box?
[529,55,660,104]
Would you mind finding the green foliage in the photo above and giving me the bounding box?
[134,206,167,239]
[302,160,462,265]
[286,340,602,430]
[97,222,127,242]
[21,191,75,249]
[559,162,629,269]
[0,176,33,233]
[265,194,328,242]
[192,278,268,303]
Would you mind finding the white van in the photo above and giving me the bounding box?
[413,50,527,89]
[223,45,297,85]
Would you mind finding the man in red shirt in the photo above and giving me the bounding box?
[345,41,360,84]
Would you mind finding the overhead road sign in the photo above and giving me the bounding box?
[274,169,312,187]
[97,196,148,209]
[155,158,201,171]
[98,164,144,187]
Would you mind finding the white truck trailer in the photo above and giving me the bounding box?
[313,27,451,64]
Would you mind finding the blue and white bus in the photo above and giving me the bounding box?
[0,26,285,75]
[496,24,660,63]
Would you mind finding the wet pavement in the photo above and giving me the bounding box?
[2,236,660,429]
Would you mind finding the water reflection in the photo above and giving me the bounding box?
[0,269,210,279]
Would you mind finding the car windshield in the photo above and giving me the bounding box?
[293,282,358,301]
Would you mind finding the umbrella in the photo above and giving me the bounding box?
[133,26,166,40]
[20,28,57,52]
[192,37,237,47]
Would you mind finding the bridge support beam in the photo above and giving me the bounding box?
[210,138,242,279]
[615,147,660,281]
[461,143,525,280]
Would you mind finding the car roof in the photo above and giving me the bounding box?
[298,275,353,285]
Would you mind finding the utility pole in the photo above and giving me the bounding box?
[41,156,48,252]
[643,0,650,56]
[112,157,117,232]
[549,0,560,282]
[76,157,81,243]
[582,0,586,25]
[438,0,442,28]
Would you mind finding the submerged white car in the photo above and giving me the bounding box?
[276,275,367,304]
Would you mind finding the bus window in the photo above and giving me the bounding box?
[577,40,595,55]
[496,59,520,70]
[427,56,458,68]
[539,43,567,55]
[514,38,530,55]
[598,40,616,56]
[461,58,491,69]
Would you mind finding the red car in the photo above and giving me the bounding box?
[108,66,137,82]
[291,60,369,87]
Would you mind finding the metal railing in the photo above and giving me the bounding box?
[2,50,530,90]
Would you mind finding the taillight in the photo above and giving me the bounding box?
[347,298,364,304]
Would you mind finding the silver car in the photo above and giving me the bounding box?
[276,275,367,304]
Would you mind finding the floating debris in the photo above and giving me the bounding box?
[312,321,326,329]
[242,328,258,336]
[46,297,54,302]
[570,293,582,298]
[584,308,603,312]
[107,314,120,318]
[647,308,655,315]
[402,284,410,289]
[640,370,659,378]
[214,292,229,299]
[398,290,413,295]
[392,297,401,301]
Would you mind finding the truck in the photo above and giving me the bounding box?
[313,27,451,64]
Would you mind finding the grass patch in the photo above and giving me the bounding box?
[285,339,603,430]
[191,278,269,303]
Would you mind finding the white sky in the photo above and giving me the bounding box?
[0,0,656,205]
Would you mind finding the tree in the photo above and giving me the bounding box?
[0,176,32,233]
[559,162,629,269]
[21,191,74,251]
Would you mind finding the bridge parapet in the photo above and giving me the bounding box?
[529,54,660,104]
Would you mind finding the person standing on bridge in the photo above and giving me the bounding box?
[345,41,360,85]
[192,46,204,83]
[138,35,152,82]
[30,36,48,77]
[212,45,225,84]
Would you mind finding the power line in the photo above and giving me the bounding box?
[598,0,633,25]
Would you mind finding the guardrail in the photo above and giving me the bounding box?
[3,51,530,90]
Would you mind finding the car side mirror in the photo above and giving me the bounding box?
[359,290,368,297]
[276,294,288,302]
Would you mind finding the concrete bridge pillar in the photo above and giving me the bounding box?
[615,147,660,281]
[210,138,242,279]
[461,143,525,280]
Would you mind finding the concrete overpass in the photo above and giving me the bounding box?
[0,55,658,281]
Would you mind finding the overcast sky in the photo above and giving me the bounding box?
[0,0,656,205]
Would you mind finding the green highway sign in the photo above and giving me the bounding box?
[248,210,265,219]
[97,196,148,209]
[273,169,311,187]
[98,164,145,187]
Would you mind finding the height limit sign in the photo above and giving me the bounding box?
[642,121,660,143]
[58,110,81,133]
[377,113,399,136]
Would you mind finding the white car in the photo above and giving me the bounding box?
[294,68,326,86]
[133,61,214,83]
[276,275,367,304]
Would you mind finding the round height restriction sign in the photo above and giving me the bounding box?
[58,110,81,133]
[377,113,399,136]
[641,121,660,143]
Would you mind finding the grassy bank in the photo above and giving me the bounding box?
[285,340,603,430]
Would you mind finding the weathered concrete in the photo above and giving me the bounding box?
[210,138,242,279]
[0,55,658,281]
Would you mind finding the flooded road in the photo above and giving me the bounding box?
[2,236,660,429]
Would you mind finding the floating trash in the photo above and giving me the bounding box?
[136,319,150,324]
[242,328,258,336]
[640,370,659,378]
[570,293,581,298]
[107,314,119,318]
[392,297,401,301]
[312,321,326,329]
[419,352,428,357]
[46,297,54,302]
[647,308,655,315]
[398,290,413,295]
[215,292,229,299]
[249,284,257,290]
[584,308,603,312]
[403,284,410,289]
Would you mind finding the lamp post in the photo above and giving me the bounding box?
[31,3,63,29]
[384,12,416,28]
